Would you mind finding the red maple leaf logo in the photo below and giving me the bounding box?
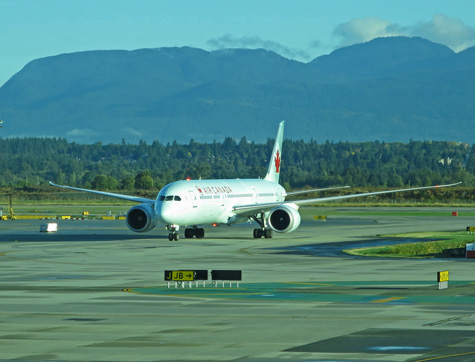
[274,150,281,173]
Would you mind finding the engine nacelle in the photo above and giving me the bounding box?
[126,203,158,233]
[267,204,301,233]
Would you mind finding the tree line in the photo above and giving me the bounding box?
[1,137,474,194]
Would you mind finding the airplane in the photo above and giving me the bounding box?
[50,121,461,241]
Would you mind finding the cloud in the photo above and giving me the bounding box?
[334,17,407,47]
[121,127,143,139]
[66,128,99,137]
[309,39,321,49]
[207,34,311,60]
[333,14,475,52]
[411,14,475,52]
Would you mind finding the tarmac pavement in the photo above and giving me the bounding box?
[1,207,475,361]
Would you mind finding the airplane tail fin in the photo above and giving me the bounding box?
[264,121,285,183]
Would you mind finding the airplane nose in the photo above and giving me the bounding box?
[158,203,175,223]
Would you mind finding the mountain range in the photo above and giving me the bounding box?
[1,36,474,144]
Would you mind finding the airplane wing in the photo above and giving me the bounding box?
[290,182,462,207]
[232,182,461,216]
[49,182,156,204]
[286,185,350,196]
[232,201,286,215]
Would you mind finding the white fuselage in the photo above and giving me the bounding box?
[155,179,286,227]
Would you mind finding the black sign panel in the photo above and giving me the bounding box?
[211,270,242,281]
[194,270,208,281]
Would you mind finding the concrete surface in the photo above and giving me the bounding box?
[1,207,475,362]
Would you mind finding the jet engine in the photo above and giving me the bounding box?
[267,204,301,233]
[126,203,158,233]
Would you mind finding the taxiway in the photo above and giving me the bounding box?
[1,207,475,362]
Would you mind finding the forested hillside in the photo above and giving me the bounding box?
[1,37,475,144]
[1,137,474,194]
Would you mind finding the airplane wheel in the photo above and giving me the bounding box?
[264,229,273,238]
[196,228,205,239]
[253,229,263,238]
[173,233,179,241]
[185,229,193,238]
[168,233,174,241]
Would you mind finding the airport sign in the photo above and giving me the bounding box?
[164,270,195,281]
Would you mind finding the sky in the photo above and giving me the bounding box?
[1,0,475,86]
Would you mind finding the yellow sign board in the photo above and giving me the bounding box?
[313,215,327,220]
[438,270,449,283]
[164,270,194,281]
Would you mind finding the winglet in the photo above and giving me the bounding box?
[264,121,285,183]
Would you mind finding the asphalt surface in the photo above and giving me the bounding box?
[1,207,475,362]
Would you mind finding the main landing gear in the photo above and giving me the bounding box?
[253,228,273,239]
[184,226,205,239]
[251,214,273,239]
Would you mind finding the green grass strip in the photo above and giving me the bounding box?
[344,231,475,258]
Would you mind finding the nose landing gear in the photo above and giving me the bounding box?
[167,225,205,240]
[167,225,180,241]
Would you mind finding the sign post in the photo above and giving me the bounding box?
[437,270,449,290]
[164,270,195,288]
[211,270,242,287]
[163,270,242,288]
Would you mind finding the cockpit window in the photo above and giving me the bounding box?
[160,195,182,201]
